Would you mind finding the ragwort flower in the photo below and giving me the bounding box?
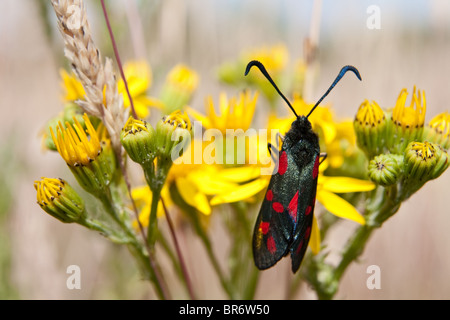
[50,113,115,195]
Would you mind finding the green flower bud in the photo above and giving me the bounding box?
[368,154,403,186]
[121,116,156,165]
[430,144,449,180]
[404,141,441,182]
[354,99,387,159]
[155,111,192,163]
[34,177,86,223]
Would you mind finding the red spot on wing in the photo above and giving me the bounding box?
[266,189,273,201]
[304,226,311,240]
[278,151,288,175]
[267,235,276,253]
[259,221,270,235]
[288,191,299,223]
[312,155,319,179]
[296,239,304,254]
[305,205,312,216]
[272,202,284,213]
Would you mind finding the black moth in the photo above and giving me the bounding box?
[245,60,362,273]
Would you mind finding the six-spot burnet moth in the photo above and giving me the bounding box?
[245,60,362,273]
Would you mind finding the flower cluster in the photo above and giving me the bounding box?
[34,0,449,300]
[355,87,449,199]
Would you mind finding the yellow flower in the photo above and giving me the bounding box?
[392,86,426,130]
[118,60,159,118]
[50,113,101,167]
[167,141,241,216]
[60,69,86,102]
[424,111,450,149]
[160,64,200,113]
[34,177,85,223]
[187,90,258,134]
[354,99,387,159]
[241,44,289,75]
[390,86,426,154]
[50,113,115,194]
[166,64,199,95]
[60,60,156,118]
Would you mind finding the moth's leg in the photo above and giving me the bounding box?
[319,152,327,165]
[267,131,283,163]
[267,143,277,163]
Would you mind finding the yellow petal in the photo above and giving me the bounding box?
[175,176,211,215]
[308,215,321,255]
[319,120,337,145]
[190,171,238,195]
[193,192,212,215]
[216,166,262,183]
[186,106,212,129]
[210,178,268,205]
[317,190,365,225]
[321,176,376,193]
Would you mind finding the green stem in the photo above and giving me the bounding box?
[97,188,169,299]
[81,218,132,244]
[147,186,162,247]
[143,159,172,248]
[310,185,402,300]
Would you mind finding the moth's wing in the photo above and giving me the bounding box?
[289,152,320,273]
[252,148,300,270]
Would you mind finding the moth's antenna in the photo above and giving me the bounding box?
[306,65,362,118]
[245,60,299,118]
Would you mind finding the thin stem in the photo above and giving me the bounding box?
[161,196,196,300]
[100,0,137,119]
[147,186,161,248]
[100,0,169,299]
[98,188,169,299]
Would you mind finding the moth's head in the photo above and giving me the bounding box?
[292,116,312,133]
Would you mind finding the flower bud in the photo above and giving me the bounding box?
[422,112,450,150]
[354,99,387,159]
[368,154,403,186]
[51,114,116,196]
[430,144,449,180]
[159,64,199,113]
[155,111,192,163]
[404,141,440,182]
[34,177,86,223]
[389,87,426,154]
[121,116,156,165]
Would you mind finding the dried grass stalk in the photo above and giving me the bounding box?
[51,0,125,156]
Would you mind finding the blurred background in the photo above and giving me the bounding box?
[1,0,450,299]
